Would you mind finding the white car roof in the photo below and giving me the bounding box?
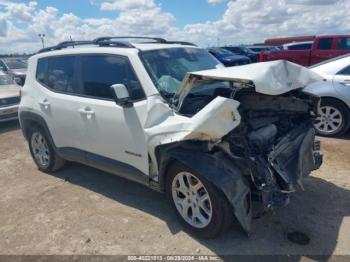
[133,43,197,51]
[310,54,350,76]
[32,42,198,59]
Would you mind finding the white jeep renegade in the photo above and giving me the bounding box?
[19,37,323,238]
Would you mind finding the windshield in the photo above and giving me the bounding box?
[0,74,14,85]
[141,47,221,96]
[4,60,27,70]
[239,46,251,53]
[210,48,233,56]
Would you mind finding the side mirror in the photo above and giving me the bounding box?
[14,77,24,86]
[110,84,133,108]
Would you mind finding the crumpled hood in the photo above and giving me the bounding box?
[174,60,322,110]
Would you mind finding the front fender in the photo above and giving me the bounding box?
[159,146,252,233]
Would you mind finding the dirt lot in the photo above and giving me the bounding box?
[0,120,349,258]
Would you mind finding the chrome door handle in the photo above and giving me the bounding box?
[79,107,95,119]
[38,99,50,109]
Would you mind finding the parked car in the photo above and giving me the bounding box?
[19,37,322,238]
[260,35,350,66]
[244,45,280,53]
[0,58,27,86]
[221,46,259,63]
[281,41,313,50]
[207,47,251,66]
[264,35,315,46]
[304,54,350,136]
[0,71,20,122]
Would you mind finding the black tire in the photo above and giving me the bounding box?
[28,125,66,172]
[165,162,233,239]
[314,98,350,137]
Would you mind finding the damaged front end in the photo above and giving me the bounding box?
[149,61,323,233]
[221,89,323,218]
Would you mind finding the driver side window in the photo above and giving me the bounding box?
[78,54,145,101]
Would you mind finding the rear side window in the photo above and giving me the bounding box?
[36,56,76,92]
[337,66,350,76]
[317,38,333,50]
[79,55,145,100]
[36,58,48,85]
[336,37,350,50]
[288,43,312,50]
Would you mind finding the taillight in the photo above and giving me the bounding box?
[259,52,266,62]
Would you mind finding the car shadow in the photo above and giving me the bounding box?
[48,164,350,259]
[0,119,20,134]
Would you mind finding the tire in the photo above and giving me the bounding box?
[165,162,233,238]
[28,125,66,172]
[314,98,350,137]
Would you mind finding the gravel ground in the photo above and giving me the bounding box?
[0,120,349,258]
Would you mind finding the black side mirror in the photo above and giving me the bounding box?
[14,76,24,86]
[110,84,133,108]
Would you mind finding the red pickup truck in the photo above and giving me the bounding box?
[260,35,350,66]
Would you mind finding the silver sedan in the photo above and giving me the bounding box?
[0,71,20,122]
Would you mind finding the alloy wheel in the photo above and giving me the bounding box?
[314,106,343,134]
[171,172,212,228]
[31,132,50,168]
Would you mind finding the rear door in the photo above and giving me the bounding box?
[35,55,86,150]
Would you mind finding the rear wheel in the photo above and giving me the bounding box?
[314,99,350,137]
[166,162,233,238]
[28,126,66,172]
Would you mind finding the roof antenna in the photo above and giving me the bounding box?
[70,36,74,48]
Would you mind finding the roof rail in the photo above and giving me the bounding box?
[93,36,167,45]
[165,41,196,46]
[38,40,94,53]
[37,37,197,54]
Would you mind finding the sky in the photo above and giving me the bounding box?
[0,0,349,53]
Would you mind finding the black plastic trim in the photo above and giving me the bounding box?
[19,111,150,187]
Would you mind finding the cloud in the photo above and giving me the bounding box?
[0,18,7,36]
[176,0,350,46]
[100,0,156,11]
[0,0,37,23]
[0,0,349,53]
[207,0,229,4]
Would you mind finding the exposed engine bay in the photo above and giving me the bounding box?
[177,86,322,215]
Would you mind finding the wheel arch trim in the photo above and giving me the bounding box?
[157,144,252,233]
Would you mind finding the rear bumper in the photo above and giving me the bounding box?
[0,104,19,122]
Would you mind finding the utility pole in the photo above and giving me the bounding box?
[38,34,45,48]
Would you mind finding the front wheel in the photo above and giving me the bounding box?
[165,162,233,238]
[314,99,350,137]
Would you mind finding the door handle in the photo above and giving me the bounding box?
[38,99,50,109]
[79,107,95,119]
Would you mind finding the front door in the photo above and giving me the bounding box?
[75,54,149,177]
